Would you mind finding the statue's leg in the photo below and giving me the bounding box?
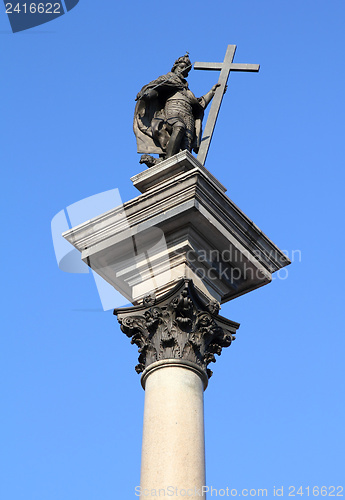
[181,128,193,152]
[152,123,170,151]
[165,124,185,158]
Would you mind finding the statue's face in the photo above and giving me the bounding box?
[175,61,190,78]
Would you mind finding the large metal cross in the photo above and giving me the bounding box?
[194,45,260,166]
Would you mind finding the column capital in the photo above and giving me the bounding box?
[114,279,240,381]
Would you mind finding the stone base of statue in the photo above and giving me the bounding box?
[63,150,289,306]
[63,150,290,498]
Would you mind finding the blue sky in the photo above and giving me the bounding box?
[1,1,344,498]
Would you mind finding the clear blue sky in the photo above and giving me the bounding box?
[1,1,344,498]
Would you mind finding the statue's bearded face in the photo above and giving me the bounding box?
[174,61,190,78]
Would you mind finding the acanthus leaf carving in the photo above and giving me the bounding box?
[114,280,239,379]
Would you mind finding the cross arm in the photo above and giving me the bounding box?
[194,62,223,71]
[194,62,260,72]
[230,63,260,72]
[193,45,260,166]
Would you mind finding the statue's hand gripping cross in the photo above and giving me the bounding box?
[194,45,260,166]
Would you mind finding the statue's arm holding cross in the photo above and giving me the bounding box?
[194,44,260,166]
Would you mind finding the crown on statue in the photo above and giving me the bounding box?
[171,52,192,72]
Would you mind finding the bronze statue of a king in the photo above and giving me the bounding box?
[133,53,219,167]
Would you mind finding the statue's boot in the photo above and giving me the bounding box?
[165,126,185,158]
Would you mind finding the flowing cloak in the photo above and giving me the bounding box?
[133,72,206,155]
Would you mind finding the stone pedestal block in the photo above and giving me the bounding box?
[63,151,290,306]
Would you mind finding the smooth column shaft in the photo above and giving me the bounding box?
[140,365,206,498]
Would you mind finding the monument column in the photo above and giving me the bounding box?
[62,45,290,500]
[114,280,240,498]
[140,361,206,497]
[63,151,290,497]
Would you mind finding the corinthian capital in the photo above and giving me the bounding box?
[114,279,239,380]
